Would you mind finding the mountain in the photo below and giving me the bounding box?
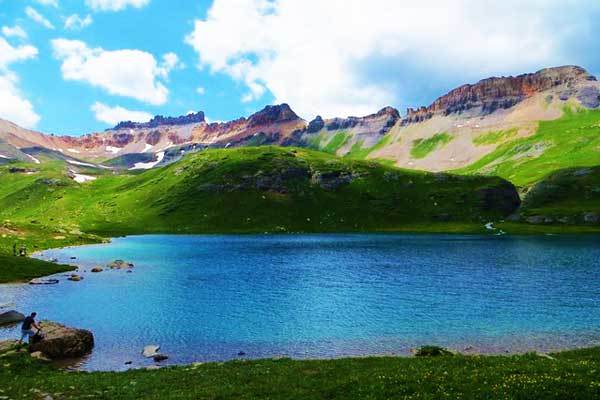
[1,65,598,185]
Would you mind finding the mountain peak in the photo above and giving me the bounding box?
[111,111,206,130]
[247,104,301,127]
[404,65,597,124]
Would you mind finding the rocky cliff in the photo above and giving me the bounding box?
[403,66,598,124]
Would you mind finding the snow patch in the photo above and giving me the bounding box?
[0,154,8,159]
[66,159,96,168]
[129,151,165,170]
[27,154,40,164]
[143,143,153,152]
[106,146,121,154]
[67,148,80,153]
[70,170,96,183]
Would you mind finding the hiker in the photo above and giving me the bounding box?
[18,312,40,345]
[19,244,26,257]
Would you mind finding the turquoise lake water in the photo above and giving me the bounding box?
[1,234,599,371]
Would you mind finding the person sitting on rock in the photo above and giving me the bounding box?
[18,312,40,345]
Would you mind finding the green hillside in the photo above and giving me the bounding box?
[0,147,519,239]
[456,109,600,186]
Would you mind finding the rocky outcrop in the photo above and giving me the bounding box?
[404,66,597,124]
[477,181,521,216]
[321,106,400,134]
[0,310,25,327]
[28,321,94,359]
[112,112,205,130]
[247,104,300,127]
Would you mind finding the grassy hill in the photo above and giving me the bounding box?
[0,147,519,238]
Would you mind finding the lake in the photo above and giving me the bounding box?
[1,234,599,371]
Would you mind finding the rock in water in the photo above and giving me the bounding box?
[153,354,168,362]
[28,321,93,359]
[0,310,25,327]
[107,260,134,269]
[68,274,83,281]
[142,345,160,358]
[91,267,103,273]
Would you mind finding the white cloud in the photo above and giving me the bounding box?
[51,39,176,105]
[0,37,40,128]
[36,0,59,7]
[2,25,28,40]
[196,86,205,95]
[85,0,150,12]
[0,38,38,69]
[186,0,600,119]
[157,52,183,78]
[91,102,152,125]
[25,6,55,29]
[64,14,93,30]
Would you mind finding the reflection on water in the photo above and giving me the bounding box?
[1,233,599,371]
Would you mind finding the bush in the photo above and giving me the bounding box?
[414,345,454,357]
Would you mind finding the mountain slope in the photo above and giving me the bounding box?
[0,147,520,237]
[1,65,598,189]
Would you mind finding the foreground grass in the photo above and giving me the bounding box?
[0,347,599,399]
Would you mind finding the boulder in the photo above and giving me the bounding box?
[91,267,103,273]
[142,345,160,358]
[30,351,50,362]
[28,321,94,359]
[68,274,83,281]
[108,260,134,269]
[29,278,59,285]
[0,310,25,327]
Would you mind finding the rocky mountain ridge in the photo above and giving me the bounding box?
[1,65,598,173]
[403,66,598,124]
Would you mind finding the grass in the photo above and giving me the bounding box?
[0,147,519,238]
[0,346,599,399]
[456,109,600,186]
[322,132,350,153]
[411,132,453,159]
[473,128,518,146]
[0,255,74,283]
[517,165,600,223]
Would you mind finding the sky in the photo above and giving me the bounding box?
[1,0,600,136]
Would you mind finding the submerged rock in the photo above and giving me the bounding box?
[28,321,94,359]
[0,310,25,326]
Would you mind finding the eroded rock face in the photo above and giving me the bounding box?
[247,104,300,127]
[28,321,94,359]
[404,66,597,124]
[112,112,205,130]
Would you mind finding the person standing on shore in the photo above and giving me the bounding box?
[18,312,40,345]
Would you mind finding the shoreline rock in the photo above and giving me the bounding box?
[29,321,94,359]
[0,310,25,327]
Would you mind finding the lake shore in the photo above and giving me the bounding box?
[1,345,599,399]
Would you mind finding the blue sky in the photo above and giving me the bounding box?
[1,0,599,136]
